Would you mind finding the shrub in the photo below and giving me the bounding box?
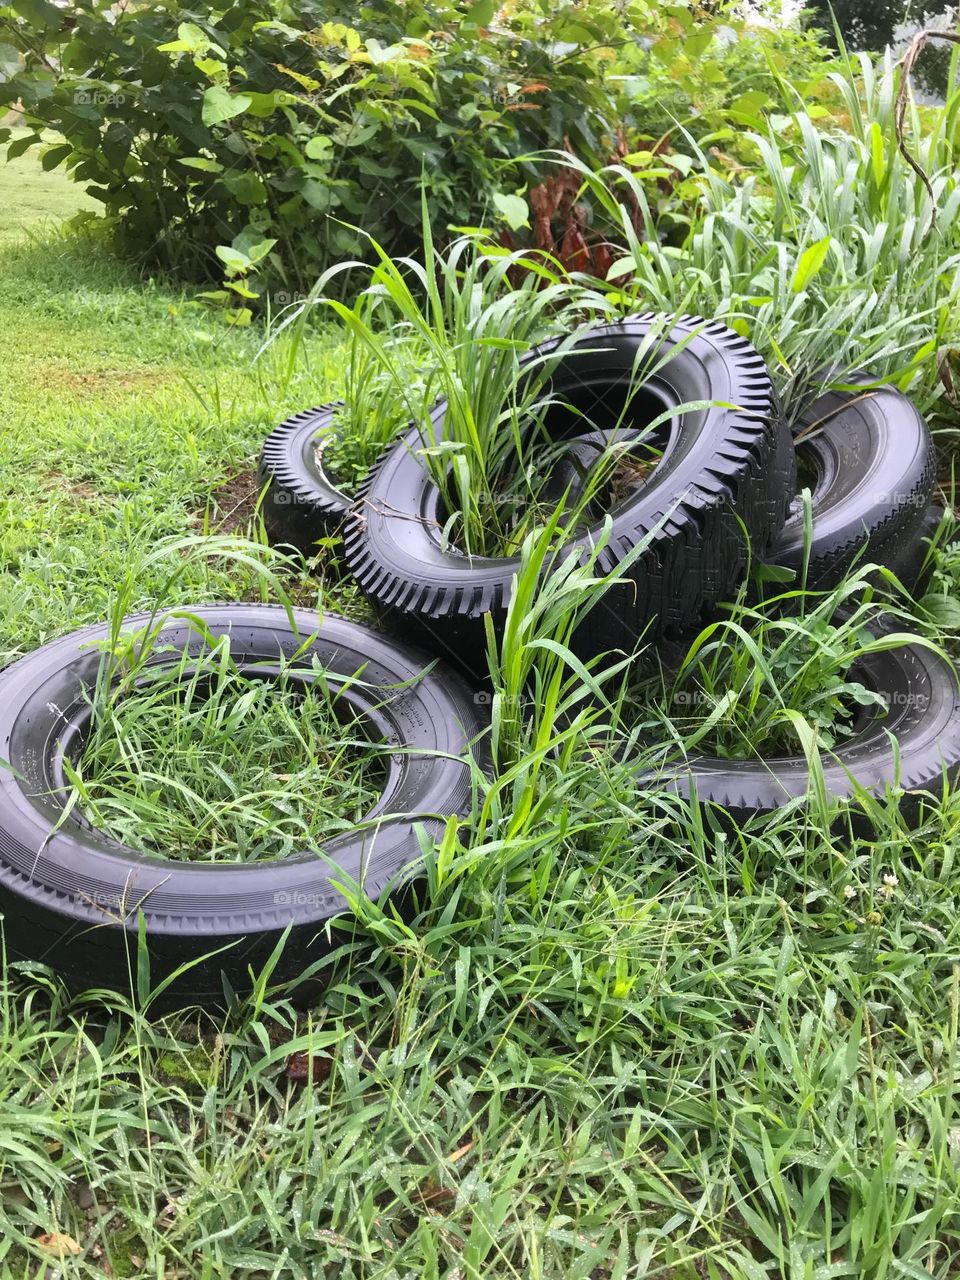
[0,0,653,289]
[0,0,822,294]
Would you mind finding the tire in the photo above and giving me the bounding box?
[346,315,795,677]
[538,428,641,518]
[768,376,935,589]
[258,403,351,553]
[650,633,960,824]
[884,502,942,596]
[0,606,482,1005]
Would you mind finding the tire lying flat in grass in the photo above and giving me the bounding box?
[258,403,351,553]
[654,636,960,824]
[769,376,936,589]
[346,315,796,676]
[0,606,481,1005]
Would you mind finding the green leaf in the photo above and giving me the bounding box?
[301,179,335,211]
[364,38,399,66]
[6,133,41,161]
[245,237,276,265]
[158,22,213,54]
[222,170,267,204]
[215,244,253,277]
[0,43,20,77]
[305,136,333,161]
[40,142,71,171]
[921,595,960,627]
[225,280,259,299]
[201,85,251,127]
[492,192,529,230]
[178,156,224,172]
[463,0,495,25]
[194,57,228,79]
[790,236,832,293]
[665,152,694,176]
[606,256,637,281]
[869,120,885,187]
[11,0,63,28]
[727,90,768,126]
[684,28,716,57]
[243,91,282,118]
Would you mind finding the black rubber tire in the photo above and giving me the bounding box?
[0,606,482,1005]
[884,502,942,596]
[346,315,795,677]
[258,403,351,553]
[650,632,960,824]
[768,376,935,589]
[539,428,642,518]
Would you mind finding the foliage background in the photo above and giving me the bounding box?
[0,0,829,297]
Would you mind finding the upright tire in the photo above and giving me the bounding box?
[258,403,351,554]
[768,376,935,589]
[346,316,795,677]
[0,607,482,1005]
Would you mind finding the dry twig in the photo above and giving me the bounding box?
[895,29,960,225]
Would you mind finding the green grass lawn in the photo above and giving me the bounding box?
[0,137,361,665]
[0,128,98,245]
[2,148,960,1280]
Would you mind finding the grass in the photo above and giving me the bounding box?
[0,127,97,245]
[641,575,937,757]
[3,88,960,1280]
[70,635,386,862]
[0,148,369,664]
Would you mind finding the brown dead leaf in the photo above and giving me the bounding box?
[285,1050,332,1085]
[415,1179,457,1215]
[939,351,958,404]
[36,1231,82,1256]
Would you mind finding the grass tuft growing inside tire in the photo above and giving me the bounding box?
[69,641,388,863]
[662,605,893,758]
[631,580,960,823]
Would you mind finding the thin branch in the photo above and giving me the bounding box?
[894,28,960,226]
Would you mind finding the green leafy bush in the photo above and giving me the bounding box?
[0,0,657,289]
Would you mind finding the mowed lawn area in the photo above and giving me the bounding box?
[0,134,352,663]
[1,143,960,1280]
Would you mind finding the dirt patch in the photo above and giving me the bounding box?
[195,467,262,536]
[609,452,660,507]
[41,471,102,503]
[30,362,174,399]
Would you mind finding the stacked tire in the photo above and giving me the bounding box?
[344,316,797,668]
[258,315,956,827]
[260,328,942,656]
[258,402,351,554]
[768,373,939,591]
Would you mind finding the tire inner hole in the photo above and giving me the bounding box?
[55,659,391,864]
